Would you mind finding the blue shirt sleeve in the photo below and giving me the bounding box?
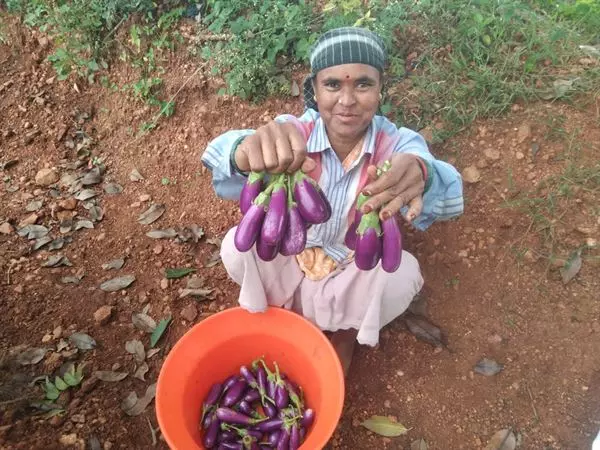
[391,125,464,231]
[200,130,256,201]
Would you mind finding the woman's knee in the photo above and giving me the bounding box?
[220,226,244,274]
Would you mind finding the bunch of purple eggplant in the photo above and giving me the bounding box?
[201,359,315,449]
[344,160,403,273]
[234,171,332,260]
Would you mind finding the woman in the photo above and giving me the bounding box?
[201,27,464,375]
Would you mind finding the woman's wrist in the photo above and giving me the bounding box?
[230,136,249,177]
[414,156,433,194]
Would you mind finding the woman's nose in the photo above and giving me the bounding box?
[338,88,357,106]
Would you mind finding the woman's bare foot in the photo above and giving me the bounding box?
[330,328,358,377]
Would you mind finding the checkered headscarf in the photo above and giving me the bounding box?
[303,27,387,111]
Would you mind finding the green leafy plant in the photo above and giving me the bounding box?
[41,363,85,400]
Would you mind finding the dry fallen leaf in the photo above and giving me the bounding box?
[74,189,97,201]
[134,362,149,381]
[474,358,503,376]
[125,339,146,363]
[89,205,104,222]
[484,429,516,450]
[17,224,49,240]
[132,312,157,333]
[146,229,177,239]
[25,200,43,212]
[404,313,448,349]
[138,204,166,225]
[81,167,103,186]
[94,371,129,382]
[42,255,72,268]
[560,250,582,284]
[48,238,65,250]
[103,182,123,195]
[16,347,47,365]
[146,348,161,359]
[361,416,409,437]
[205,251,221,268]
[121,383,157,416]
[33,236,52,251]
[102,258,125,271]
[411,439,429,450]
[100,275,136,292]
[61,276,81,285]
[74,220,94,230]
[69,332,96,350]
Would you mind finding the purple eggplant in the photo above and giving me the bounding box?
[261,175,288,246]
[256,418,283,433]
[204,415,220,448]
[381,215,403,273]
[240,172,265,214]
[238,400,253,416]
[345,193,368,250]
[289,424,300,450]
[354,211,382,270]
[243,390,260,403]
[267,379,276,400]
[223,375,241,392]
[202,412,214,430]
[280,177,307,256]
[240,366,258,387]
[256,233,279,262]
[293,172,331,225]
[218,431,238,443]
[216,407,259,426]
[234,191,270,252]
[301,409,315,428]
[263,401,278,419]
[223,379,248,407]
[255,365,268,396]
[276,428,290,450]
[299,427,306,443]
[344,219,359,250]
[274,385,288,410]
[218,442,243,450]
[202,382,223,420]
[279,204,307,256]
[267,431,280,446]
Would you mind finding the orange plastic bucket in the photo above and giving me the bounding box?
[156,306,345,449]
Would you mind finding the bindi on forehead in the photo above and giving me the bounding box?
[345,75,350,79]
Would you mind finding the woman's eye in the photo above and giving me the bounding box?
[325,81,340,89]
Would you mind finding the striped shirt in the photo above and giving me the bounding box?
[201,109,464,263]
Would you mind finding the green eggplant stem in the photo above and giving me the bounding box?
[356,192,369,209]
[357,210,382,235]
[286,174,295,207]
[253,182,276,207]
[248,171,265,184]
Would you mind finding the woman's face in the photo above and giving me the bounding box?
[313,63,382,142]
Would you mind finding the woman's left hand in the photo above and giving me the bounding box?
[360,153,426,223]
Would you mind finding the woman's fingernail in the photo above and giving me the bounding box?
[363,190,372,196]
[363,205,372,214]
[381,211,390,220]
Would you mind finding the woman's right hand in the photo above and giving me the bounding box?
[234,121,315,174]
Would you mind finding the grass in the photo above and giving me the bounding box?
[2,0,599,137]
[503,116,600,265]
[382,0,600,139]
